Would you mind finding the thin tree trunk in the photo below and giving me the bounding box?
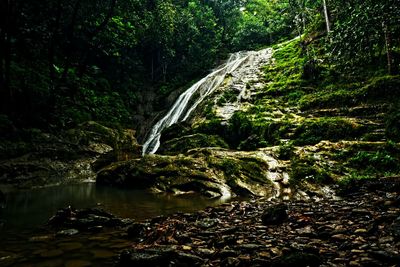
[61,0,82,82]
[383,22,395,75]
[322,0,331,33]
[0,1,5,104]
[49,0,62,84]
[151,53,154,82]
[1,0,13,114]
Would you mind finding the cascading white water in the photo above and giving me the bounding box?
[142,51,256,155]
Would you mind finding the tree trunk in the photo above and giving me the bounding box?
[48,0,62,85]
[383,22,397,75]
[322,0,331,33]
[0,0,13,115]
[0,1,5,102]
[61,0,82,82]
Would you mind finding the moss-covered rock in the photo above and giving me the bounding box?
[158,133,228,155]
[97,148,280,198]
[67,121,142,159]
[0,121,142,189]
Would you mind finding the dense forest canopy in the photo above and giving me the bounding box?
[0,0,399,130]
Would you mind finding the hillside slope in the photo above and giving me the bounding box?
[99,38,400,199]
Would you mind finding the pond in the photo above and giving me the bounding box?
[0,182,229,232]
[0,183,229,266]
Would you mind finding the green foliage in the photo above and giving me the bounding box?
[293,117,364,145]
[290,156,332,185]
[330,0,400,74]
[217,90,238,106]
[386,104,400,142]
[299,75,400,110]
[159,133,229,155]
[349,151,399,172]
[277,142,295,160]
[0,114,14,134]
[220,159,241,176]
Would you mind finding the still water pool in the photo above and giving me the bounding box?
[0,182,227,232]
[0,183,229,266]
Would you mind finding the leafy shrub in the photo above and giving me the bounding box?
[349,151,399,172]
[363,76,400,99]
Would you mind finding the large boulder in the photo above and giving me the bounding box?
[97,148,278,198]
[0,121,142,189]
[261,203,288,225]
[66,121,142,159]
[48,207,133,231]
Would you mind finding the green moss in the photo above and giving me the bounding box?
[362,75,400,99]
[290,156,332,185]
[159,133,229,155]
[299,88,361,110]
[277,142,295,160]
[385,103,400,141]
[217,89,239,106]
[293,117,365,145]
[348,150,399,173]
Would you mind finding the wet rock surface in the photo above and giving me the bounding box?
[97,148,288,199]
[118,181,400,266]
[0,121,141,189]
[48,207,133,232]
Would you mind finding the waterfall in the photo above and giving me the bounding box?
[142,51,254,155]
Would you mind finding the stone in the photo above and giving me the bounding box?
[127,223,148,238]
[221,257,240,267]
[349,260,361,266]
[49,207,131,231]
[378,236,394,243]
[57,229,79,236]
[331,234,349,240]
[91,249,115,259]
[261,203,288,225]
[40,249,63,258]
[274,252,322,267]
[117,248,204,267]
[354,229,367,234]
[29,235,54,242]
[64,260,92,267]
[57,242,83,251]
[35,259,64,267]
[370,250,400,264]
[196,218,219,229]
[296,226,315,236]
[97,148,278,198]
[391,216,400,240]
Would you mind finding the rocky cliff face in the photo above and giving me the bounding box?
[0,121,141,189]
[98,38,400,199]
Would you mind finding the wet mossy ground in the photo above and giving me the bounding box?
[153,38,400,192]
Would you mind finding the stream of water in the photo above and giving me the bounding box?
[142,51,254,155]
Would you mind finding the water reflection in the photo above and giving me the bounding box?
[0,183,227,232]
